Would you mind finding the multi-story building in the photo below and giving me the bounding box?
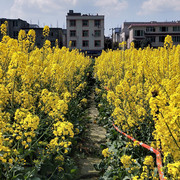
[66,10,104,55]
[112,27,121,43]
[128,21,180,48]
[0,18,30,40]
[0,18,64,48]
[22,27,64,48]
[120,22,143,43]
[120,21,180,48]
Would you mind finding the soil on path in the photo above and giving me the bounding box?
[76,91,106,180]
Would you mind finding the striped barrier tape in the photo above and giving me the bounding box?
[104,86,165,180]
[112,123,165,180]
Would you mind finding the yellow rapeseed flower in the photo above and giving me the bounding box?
[102,148,111,158]
[43,25,50,37]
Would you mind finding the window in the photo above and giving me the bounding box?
[51,32,54,36]
[148,36,156,42]
[70,30,76,37]
[94,40,101,47]
[172,36,180,42]
[51,40,55,47]
[146,27,155,32]
[159,36,165,42]
[82,40,89,47]
[82,30,88,37]
[134,30,144,36]
[13,21,18,27]
[173,26,180,31]
[94,20,101,27]
[82,20,88,26]
[71,40,76,47]
[159,26,168,32]
[70,20,76,26]
[94,30,101,37]
[13,31,18,37]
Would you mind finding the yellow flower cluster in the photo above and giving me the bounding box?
[95,87,101,95]
[75,82,87,93]
[119,41,127,50]
[167,162,180,179]
[143,155,154,166]
[120,155,132,168]
[140,156,158,180]
[48,121,74,153]
[120,154,140,176]
[94,36,180,178]
[0,23,91,177]
[0,21,8,36]
[164,35,173,49]
[132,176,139,180]
[80,98,88,104]
[43,25,50,37]
[53,121,74,137]
[102,148,111,158]
[39,89,68,120]
[13,108,40,146]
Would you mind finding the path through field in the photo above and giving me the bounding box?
[77,90,106,180]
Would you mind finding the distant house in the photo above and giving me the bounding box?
[112,27,121,44]
[0,18,65,48]
[120,21,180,48]
[22,27,64,48]
[120,22,143,43]
[0,18,29,40]
[66,10,104,55]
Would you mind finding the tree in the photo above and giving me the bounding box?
[133,38,152,49]
[140,38,152,49]
[104,37,112,50]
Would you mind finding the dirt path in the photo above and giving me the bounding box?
[76,91,106,180]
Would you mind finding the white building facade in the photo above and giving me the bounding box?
[66,10,104,54]
[112,28,121,43]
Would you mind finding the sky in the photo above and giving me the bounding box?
[1,0,180,36]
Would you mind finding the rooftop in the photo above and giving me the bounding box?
[129,21,180,28]
[0,18,28,23]
[67,10,81,16]
[67,10,103,17]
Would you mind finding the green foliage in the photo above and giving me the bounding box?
[94,86,157,179]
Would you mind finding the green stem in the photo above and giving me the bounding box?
[160,112,180,150]
[165,121,180,150]
[31,121,54,148]
[47,166,58,180]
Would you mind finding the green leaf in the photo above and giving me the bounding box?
[70,169,77,174]
[123,176,131,180]
[31,178,41,180]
